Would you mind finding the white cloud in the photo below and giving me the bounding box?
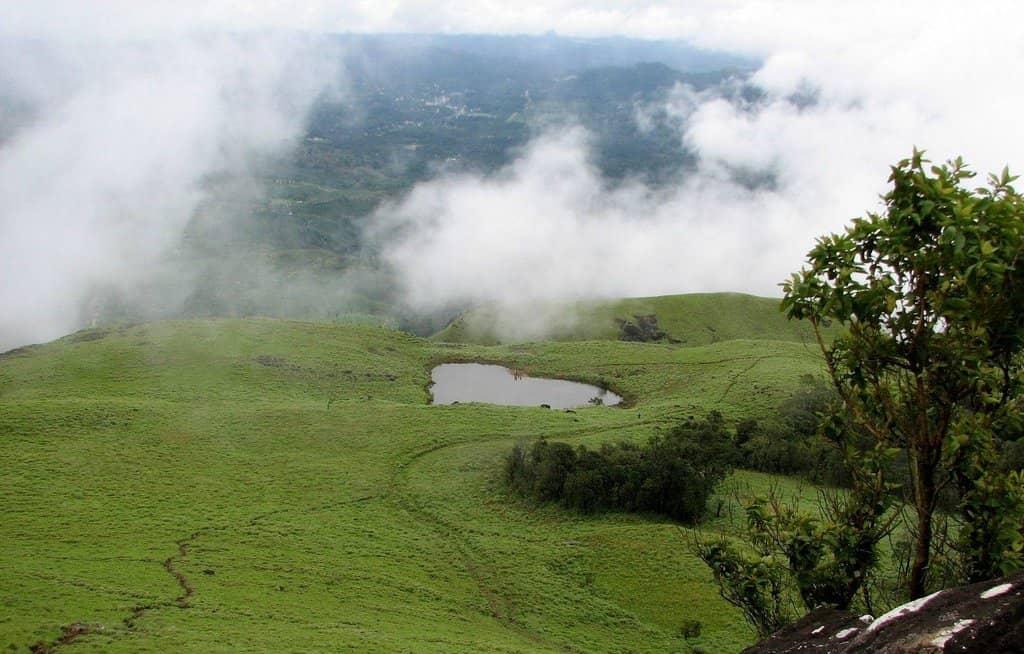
[376,2,1024,329]
[3,1,1024,343]
[379,127,805,309]
[0,34,340,349]
[0,1,707,40]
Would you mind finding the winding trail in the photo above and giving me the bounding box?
[164,534,198,608]
[719,356,768,402]
[27,406,678,653]
[29,622,105,653]
[388,438,572,652]
[31,513,255,651]
[32,529,204,652]
[385,412,680,652]
[115,496,374,636]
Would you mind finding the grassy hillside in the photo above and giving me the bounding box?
[431,292,829,346]
[1,318,826,653]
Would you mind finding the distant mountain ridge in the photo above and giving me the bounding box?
[330,33,758,76]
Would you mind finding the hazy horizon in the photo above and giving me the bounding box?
[3,2,1024,348]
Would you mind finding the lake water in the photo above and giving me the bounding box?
[430,363,622,409]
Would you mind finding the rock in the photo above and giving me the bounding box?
[740,608,867,653]
[742,570,1024,653]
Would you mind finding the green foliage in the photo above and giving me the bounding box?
[698,440,896,634]
[616,314,669,342]
[782,150,1024,597]
[951,415,1024,581]
[506,413,736,523]
[733,381,854,487]
[695,538,791,637]
[679,618,703,639]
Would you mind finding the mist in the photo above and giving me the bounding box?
[376,4,1024,338]
[377,124,804,341]
[0,33,341,350]
[4,3,1024,347]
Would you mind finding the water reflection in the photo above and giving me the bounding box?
[430,363,622,409]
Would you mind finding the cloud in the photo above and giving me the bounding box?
[0,33,340,349]
[4,2,1024,345]
[379,126,804,307]
[5,2,1021,51]
[377,2,1024,336]
[0,1,707,40]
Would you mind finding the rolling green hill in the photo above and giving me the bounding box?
[1,316,826,653]
[432,292,830,346]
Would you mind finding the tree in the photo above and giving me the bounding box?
[782,150,1024,599]
[696,473,895,635]
[504,413,735,523]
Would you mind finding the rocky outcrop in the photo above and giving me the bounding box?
[741,571,1024,653]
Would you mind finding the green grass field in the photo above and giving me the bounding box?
[431,292,834,347]
[1,313,828,653]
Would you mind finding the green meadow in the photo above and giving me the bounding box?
[431,293,834,346]
[1,296,829,653]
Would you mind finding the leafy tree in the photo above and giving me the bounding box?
[505,413,735,523]
[531,440,577,502]
[696,536,791,638]
[782,151,1024,598]
[697,419,897,633]
[616,313,668,342]
[734,382,856,487]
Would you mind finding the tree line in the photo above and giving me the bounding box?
[505,412,735,523]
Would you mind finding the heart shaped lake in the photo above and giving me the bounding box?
[430,363,622,409]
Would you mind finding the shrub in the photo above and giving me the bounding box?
[504,412,735,523]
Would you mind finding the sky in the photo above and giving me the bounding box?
[2,2,1024,346]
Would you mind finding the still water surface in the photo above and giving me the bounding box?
[430,363,622,409]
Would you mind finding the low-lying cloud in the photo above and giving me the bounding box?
[378,3,1024,337]
[380,126,800,306]
[4,2,1024,346]
[0,33,339,349]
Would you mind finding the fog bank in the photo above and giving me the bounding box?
[377,4,1024,335]
[0,33,340,349]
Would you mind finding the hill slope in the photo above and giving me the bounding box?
[1,318,827,653]
[432,292,827,346]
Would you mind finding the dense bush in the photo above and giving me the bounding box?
[739,381,1021,497]
[505,412,735,523]
[616,313,668,342]
[735,381,851,486]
